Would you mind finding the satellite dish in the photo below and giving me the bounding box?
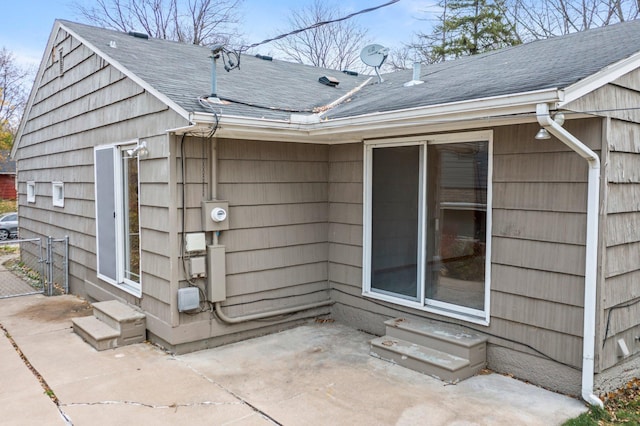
[360,44,389,83]
[360,44,389,67]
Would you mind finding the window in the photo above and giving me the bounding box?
[94,143,142,297]
[52,182,64,207]
[27,181,36,203]
[363,131,492,324]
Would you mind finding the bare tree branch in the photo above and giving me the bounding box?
[72,0,243,46]
[272,0,370,71]
[0,48,32,132]
[504,0,640,40]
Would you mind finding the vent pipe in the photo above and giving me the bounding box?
[404,62,424,87]
[209,45,224,101]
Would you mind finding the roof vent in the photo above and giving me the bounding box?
[128,31,149,39]
[342,70,358,76]
[404,62,424,87]
[109,40,117,48]
[255,54,273,61]
[319,76,339,87]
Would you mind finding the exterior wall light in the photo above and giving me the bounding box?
[535,112,566,140]
[127,140,148,158]
[535,128,551,140]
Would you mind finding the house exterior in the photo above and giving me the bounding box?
[0,150,17,200]
[13,19,640,403]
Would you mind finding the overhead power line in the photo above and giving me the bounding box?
[240,0,401,52]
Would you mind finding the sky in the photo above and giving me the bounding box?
[1,0,433,69]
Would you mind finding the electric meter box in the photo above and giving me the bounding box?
[201,200,229,232]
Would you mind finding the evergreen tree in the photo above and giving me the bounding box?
[416,0,520,62]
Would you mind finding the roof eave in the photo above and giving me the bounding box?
[184,88,564,143]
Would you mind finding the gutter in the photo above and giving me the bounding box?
[536,103,603,408]
[188,88,564,144]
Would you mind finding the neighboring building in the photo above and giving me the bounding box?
[13,19,640,405]
[0,150,17,200]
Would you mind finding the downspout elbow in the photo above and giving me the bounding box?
[536,103,600,168]
[583,390,604,409]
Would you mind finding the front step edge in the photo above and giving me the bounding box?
[371,336,476,383]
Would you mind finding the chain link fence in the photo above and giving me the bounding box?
[46,236,69,296]
[0,236,69,298]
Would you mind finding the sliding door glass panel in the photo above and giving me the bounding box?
[426,142,488,310]
[122,153,140,284]
[370,145,421,300]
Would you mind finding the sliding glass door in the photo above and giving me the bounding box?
[370,145,422,301]
[365,133,491,322]
[425,142,488,312]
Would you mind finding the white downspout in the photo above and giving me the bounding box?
[536,103,603,408]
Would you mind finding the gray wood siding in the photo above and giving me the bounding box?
[601,117,640,369]
[564,69,640,370]
[328,121,601,370]
[327,143,363,299]
[490,120,600,368]
[16,28,186,317]
[206,139,331,319]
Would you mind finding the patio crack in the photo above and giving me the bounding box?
[177,358,283,426]
[0,322,73,425]
[59,400,243,409]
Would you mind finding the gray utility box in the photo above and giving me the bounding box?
[207,245,226,302]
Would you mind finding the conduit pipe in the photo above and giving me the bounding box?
[214,300,334,324]
[536,103,603,408]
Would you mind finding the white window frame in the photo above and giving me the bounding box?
[27,181,36,203]
[94,141,142,297]
[362,130,493,325]
[52,182,64,207]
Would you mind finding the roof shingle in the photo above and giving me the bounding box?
[60,19,640,122]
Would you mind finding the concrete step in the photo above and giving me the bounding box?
[93,300,146,346]
[72,316,120,351]
[371,336,473,383]
[384,317,487,370]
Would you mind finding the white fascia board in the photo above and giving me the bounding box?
[188,88,563,144]
[60,22,191,122]
[560,50,640,107]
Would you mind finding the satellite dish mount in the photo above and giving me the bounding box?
[360,44,389,83]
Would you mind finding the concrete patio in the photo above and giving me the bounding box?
[0,294,587,425]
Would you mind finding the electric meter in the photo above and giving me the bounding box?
[211,207,227,222]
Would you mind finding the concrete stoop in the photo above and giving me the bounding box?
[370,317,488,383]
[72,300,146,351]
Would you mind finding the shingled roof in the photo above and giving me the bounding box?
[0,151,16,174]
[59,18,640,122]
[61,20,370,121]
[327,19,640,119]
